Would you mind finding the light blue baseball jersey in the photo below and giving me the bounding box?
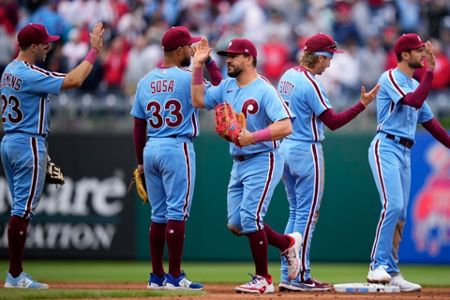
[130,66,199,138]
[203,76,293,156]
[277,66,331,142]
[1,61,65,136]
[376,68,433,140]
[1,60,64,219]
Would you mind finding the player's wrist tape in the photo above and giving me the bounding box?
[193,66,203,85]
[252,128,272,143]
[85,48,99,65]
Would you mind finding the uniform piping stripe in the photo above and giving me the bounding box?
[377,101,396,132]
[300,144,321,280]
[191,113,198,137]
[388,70,406,97]
[311,114,318,141]
[24,62,66,78]
[303,71,330,109]
[370,140,388,262]
[255,152,275,231]
[23,137,39,219]
[182,143,191,221]
[38,97,45,135]
[261,75,293,118]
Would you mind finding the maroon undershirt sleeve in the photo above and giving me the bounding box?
[133,117,147,164]
[422,118,450,148]
[205,59,223,86]
[318,101,366,131]
[402,70,433,108]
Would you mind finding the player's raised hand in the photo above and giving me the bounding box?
[90,23,104,52]
[424,40,435,70]
[360,83,380,106]
[193,38,211,67]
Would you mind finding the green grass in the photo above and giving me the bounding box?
[0,260,449,299]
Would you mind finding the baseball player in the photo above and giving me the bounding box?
[130,26,222,291]
[367,33,450,291]
[191,38,303,294]
[276,33,380,292]
[1,22,104,289]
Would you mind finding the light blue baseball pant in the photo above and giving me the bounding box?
[280,139,324,282]
[144,137,196,223]
[368,133,411,274]
[227,149,284,234]
[1,133,47,220]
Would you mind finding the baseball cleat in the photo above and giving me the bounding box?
[389,274,421,292]
[367,266,391,284]
[281,232,302,280]
[165,272,203,290]
[290,278,332,291]
[4,272,49,289]
[147,273,166,289]
[235,274,274,294]
[278,279,295,292]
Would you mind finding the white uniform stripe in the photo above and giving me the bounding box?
[370,140,389,263]
[300,144,321,279]
[38,97,45,135]
[255,152,275,231]
[388,69,406,98]
[23,137,39,219]
[311,114,319,141]
[304,71,330,109]
[182,143,191,221]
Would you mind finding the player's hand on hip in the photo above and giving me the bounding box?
[90,23,104,52]
[193,38,211,67]
[425,41,436,70]
[238,129,254,146]
[360,83,380,107]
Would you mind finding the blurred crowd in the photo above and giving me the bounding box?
[1,0,450,115]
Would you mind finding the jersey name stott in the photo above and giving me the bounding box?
[150,79,174,94]
[1,73,22,91]
[278,80,295,96]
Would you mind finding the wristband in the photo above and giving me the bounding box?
[205,56,213,65]
[85,48,99,65]
[193,66,203,85]
[253,128,272,143]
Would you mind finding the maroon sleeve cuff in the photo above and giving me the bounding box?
[133,117,147,164]
[318,101,365,131]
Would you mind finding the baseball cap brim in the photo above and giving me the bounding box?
[189,36,201,45]
[216,49,244,56]
[46,35,60,43]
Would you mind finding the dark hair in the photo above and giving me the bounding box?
[300,52,320,68]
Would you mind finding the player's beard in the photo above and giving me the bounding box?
[408,60,423,69]
[227,65,243,78]
[181,56,191,67]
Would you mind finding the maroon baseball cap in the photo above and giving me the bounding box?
[304,33,343,53]
[394,33,425,55]
[217,38,257,58]
[161,26,201,51]
[17,23,60,47]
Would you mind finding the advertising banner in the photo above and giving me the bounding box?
[399,132,450,263]
[0,133,136,259]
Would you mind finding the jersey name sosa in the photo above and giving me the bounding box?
[150,79,175,94]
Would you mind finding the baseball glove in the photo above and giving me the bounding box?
[129,168,148,203]
[45,157,65,185]
[214,103,246,146]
